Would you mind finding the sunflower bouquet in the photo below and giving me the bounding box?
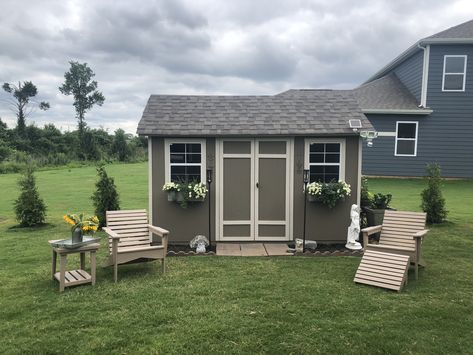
[63,213,100,235]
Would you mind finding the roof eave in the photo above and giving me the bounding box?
[363,37,473,84]
[421,38,473,44]
[362,108,433,115]
[362,42,421,84]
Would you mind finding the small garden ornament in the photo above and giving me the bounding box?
[345,204,362,250]
[190,235,209,253]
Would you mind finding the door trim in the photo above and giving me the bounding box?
[215,138,293,241]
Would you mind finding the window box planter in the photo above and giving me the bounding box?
[167,191,205,203]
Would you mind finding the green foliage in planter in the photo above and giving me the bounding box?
[307,181,351,208]
[360,176,373,208]
[14,167,47,226]
[421,163,448,224]
[370,193,392,209]
[91,164,120,227]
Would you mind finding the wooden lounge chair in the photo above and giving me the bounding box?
[362,210,429,280]
[102,209,169,282]
[354,249,410,292]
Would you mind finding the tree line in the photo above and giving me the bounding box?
[0,61,146,173]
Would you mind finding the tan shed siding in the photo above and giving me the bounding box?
[292,136,360,243]
[151,137,216,243]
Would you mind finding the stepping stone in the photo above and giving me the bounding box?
[240,243,267,256]
[216,243,241,256]
[264,243,293,256]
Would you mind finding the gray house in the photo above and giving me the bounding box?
[356,19,473,178]
[137,91,373,244]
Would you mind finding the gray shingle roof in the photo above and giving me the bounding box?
[427,19,473,39]
[353,73,425,111]
[137,90,373,136]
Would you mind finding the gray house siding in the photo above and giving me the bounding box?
[391,50,424,102]
[363,44,473,178]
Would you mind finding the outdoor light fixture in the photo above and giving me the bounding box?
[303,169,310,184]
[206,169,213,248]
[360,130,378,147]
[302,169,310,253]
[206,169,213,184]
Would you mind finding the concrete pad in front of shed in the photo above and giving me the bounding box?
[216,243,242,256]
[240,243,267,256]
[264,243,293,256]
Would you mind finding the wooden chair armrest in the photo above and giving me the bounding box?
[148,224,169,238]
[413,229,429,239]
[102,227,120,240]
[361,225,383,235]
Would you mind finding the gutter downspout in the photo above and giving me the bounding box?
[418,42,430,108]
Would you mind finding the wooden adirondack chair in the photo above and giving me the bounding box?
[102,209,169,282]
[362,210,429,280]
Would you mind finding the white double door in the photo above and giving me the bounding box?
[216,138,293,241]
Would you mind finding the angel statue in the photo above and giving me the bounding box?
[190,235,209,253]
[345,204,362,250]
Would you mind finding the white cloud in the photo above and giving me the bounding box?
[0,0,472,133]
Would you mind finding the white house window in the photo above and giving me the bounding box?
[395,122,418,157]
[442,55,467,91]
[165,140,206,183]
[306,139,345,183]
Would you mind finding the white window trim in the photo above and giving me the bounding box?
[304,138,346,182]
[394,121,418,157]
[164,138,206,183]
[442,55,467,92]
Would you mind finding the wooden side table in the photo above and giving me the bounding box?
[49,240,100,292]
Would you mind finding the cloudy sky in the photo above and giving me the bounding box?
[0,0,472,134]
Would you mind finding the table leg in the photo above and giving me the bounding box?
[80,252,85,270]
[59,253,67,292]
[91,251,96,286]
[52,250,57,279]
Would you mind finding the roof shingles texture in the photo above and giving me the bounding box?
[353,73,423,110]
[427,19,473,39]
[137,90,373,136]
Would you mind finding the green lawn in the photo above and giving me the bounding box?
[0,164,472,354]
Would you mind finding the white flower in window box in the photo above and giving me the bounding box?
[306,181,351,208]
[162,181,208,208]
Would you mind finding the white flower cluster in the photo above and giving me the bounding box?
[339,181,351,196]
[307,182,322,196]
[162,182,179,191]
[191,182,208,199]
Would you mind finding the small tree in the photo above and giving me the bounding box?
[91,165,120,227]
[421,163,448,224]
[2,81,49,135]
[112,128,130,161]
[14,168,47,226]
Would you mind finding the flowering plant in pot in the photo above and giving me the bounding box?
[306,181,351,208]
[162,181,208,208]
[63,213,99,243]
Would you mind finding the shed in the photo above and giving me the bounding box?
[137,90,373,244]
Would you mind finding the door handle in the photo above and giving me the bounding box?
[256,182,259,188]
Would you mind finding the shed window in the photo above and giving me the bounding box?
[307,141,344,183]
[166,141,206,182]
[395,122,418,157]
[442,55,467,91]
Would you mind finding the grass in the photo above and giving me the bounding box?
[0,164,472,354]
